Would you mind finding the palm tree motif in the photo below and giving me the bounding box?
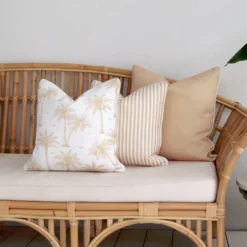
[89,140,116,165]
[38,87,58,126]
[27,157,42,170]
[37,130,58,170]
[87,95,111,133]
[55,150,81,170]
[106,129,117,146]
[104,79,120,94]
[82,162,109,172]
[54,104,75,146]
[67,115,91,144]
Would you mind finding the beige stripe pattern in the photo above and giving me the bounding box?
[92,80,168,166]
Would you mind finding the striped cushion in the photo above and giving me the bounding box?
[92,80,169,166]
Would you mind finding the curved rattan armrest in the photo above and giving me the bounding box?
[213,103,247,209]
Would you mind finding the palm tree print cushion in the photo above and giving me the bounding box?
[92,80,169,166]
[24,78,125,172]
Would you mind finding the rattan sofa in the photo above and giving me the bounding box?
[0,63,247,247]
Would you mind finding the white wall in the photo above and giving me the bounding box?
[1,0,247,230]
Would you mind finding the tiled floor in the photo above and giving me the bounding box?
[0,226,247,246]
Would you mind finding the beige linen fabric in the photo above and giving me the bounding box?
[131,65,220,161]
[93,80,169,166]
[1,154,217,202]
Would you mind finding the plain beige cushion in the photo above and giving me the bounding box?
[131,65,168,92]
[0,154,217,202]
[131,65,220,161]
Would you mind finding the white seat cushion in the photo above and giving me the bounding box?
[0,154,218,202]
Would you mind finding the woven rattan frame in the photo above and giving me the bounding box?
[0,63,247,247]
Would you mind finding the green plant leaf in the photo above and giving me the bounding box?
[226,43,247,66]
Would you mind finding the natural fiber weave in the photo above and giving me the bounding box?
[0,63,247,247]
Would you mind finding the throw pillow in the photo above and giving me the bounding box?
[24,78,125,172]
[131,65,176,92]
[92,80,169,166]
[131,65,220,161]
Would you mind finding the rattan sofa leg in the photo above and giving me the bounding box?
[217,218,225,247]
[196,220,202,238]
[60,220,66,247]
[206,221,213,247]
[38,219,45,227]
[70,220,79,247]
[84,220,91,247]
[48,219,55,236]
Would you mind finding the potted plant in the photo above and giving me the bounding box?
[226,43,247,65]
